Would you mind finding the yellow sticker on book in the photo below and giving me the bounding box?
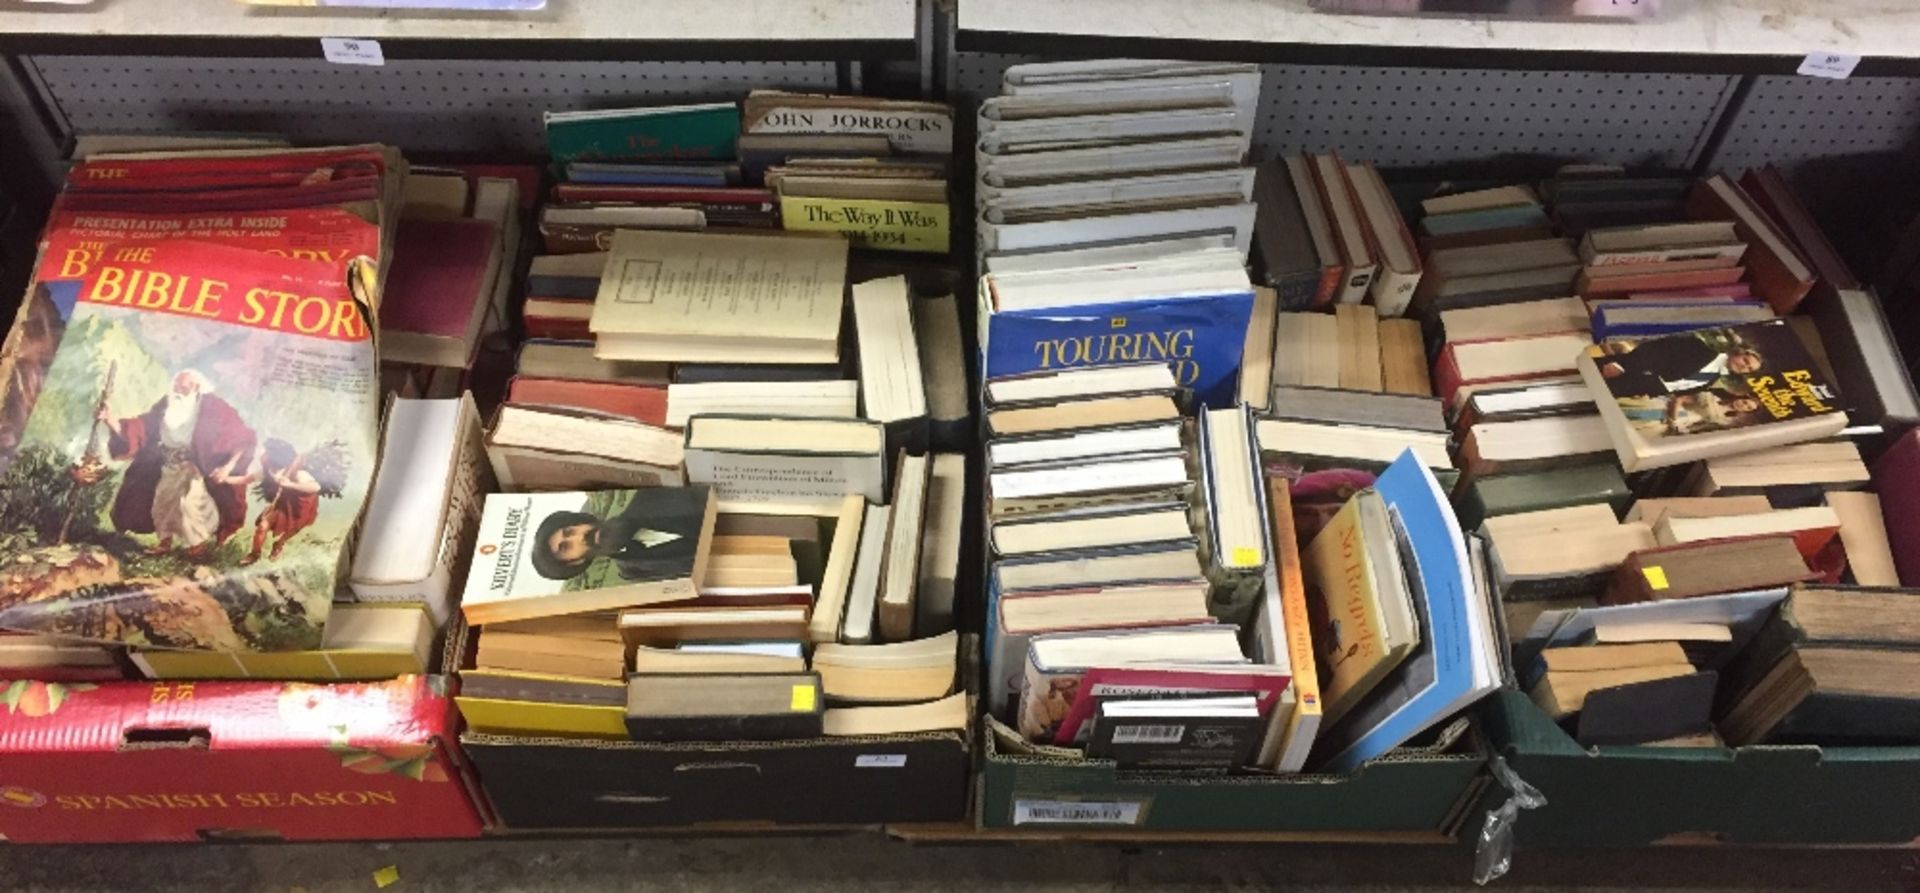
[780,195,950,253]
[1230,547,1261,568]
[1642,566,1670,591]
[790,684,817,712]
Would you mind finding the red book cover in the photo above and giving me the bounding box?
[0,676,484,842]
[1686,176,1816,314]
[1432,342,1468,406]
[381,217,500,339]
[522,297,593,339]
[1873,430,1920,586]
[505,375,669,427]
[38,205,383,285]
[64,147,393,194]
[1051,665,1291,747]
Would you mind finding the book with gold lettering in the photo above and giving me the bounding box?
[1300,489,1419,726]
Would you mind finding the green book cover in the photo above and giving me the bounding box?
[545,103,741,171]
[1459,461,1631,531]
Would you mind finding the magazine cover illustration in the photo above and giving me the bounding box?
[0,240,378,651]
[1587,320,1842,440]
[469,488,709,605]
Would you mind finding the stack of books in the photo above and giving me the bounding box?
[1268,304,1430,396]
[973,60,1263,408]
[380,166,531,371]
[1407,186,1578,320]
[1252,153,1424,317]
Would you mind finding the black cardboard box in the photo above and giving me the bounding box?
[464,729,969,830]
[977,716,1488,833]
[1478,689,1920,846]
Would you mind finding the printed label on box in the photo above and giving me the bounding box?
[1012,798,1145,826]
[1798,52,1860,79]
[854,754,908,768]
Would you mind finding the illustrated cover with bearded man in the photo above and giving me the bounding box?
[0,239,379,651]
[461,487,718,626]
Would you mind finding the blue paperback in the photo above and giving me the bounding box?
[981,290,1255,408]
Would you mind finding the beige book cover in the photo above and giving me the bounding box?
[589,229,849,346]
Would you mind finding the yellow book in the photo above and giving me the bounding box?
[1265,479,1324,773]
[130,604,433,681]
[455,669,629,740]
[1300,490,1419,727]
[779,195,950,253]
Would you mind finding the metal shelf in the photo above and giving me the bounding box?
[0,0,920,60]
[955,0,1920,76]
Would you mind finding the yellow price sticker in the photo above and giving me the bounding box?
[1230,546,1261,568]
[1642,566,1670,591]
[790,684,817,712]
[373,866,401,889]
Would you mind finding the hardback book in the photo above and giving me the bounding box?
[1085,696,1264,770]
[978,248,1256,407]
[1454,461,1632,532]
[995,541,1203,593]
[1301,490,1420,727]
[985,578,1215,717]
[1720,645,1920,747]
[1422,185,1540,217]
[1311,153,1377,304]
[1255,418,1454,471]
[1283,155,1344,308]
[1800,288,1920,432]
[1483,505,1657,601]
[516,339,670,385]
[617,604,811,647]
[460,487,718,625]
[1335,304,1383,392]
[349,395,495,627]
[1825,491,1900,587]
[456,671,629,739]
[800,495,867,644]
[917,453,966,636]
[987,421,1185,468]
[1271,312,1341,389]
[1421,203,1553,238]
[1252,158,1336,310]
[624,672,825,741]
[1624,495,1775,527]
[988,452,1195,518]
[989,501,1194,558]
[1528,640,1693,687]
[984,362,1178,407]
[1050,663,1291,748]
[1267,386,1447,434]
[1346,161,1423,317]
[1576,264,1746,298]
[682,415,887,504]
[1378,318,1432,397]
[1653,506,1841,561]
[1432,332,1592,406]
[837,503,892,645]
[1261,479,1324,772]
[1531,660,1696,720]
[1240,287,1279,409]
[474,621,627,680]
[1454,379,1594,430]
[1718,584,1920,717]
[812,630,958,704]
[1579,221,1744,268]
[506,376,669,427]
[526,252,607,299]
[1589,300,1775,342]
[663,380,859,428]
[485,404,685,490]
[741,91,954,155]
[1576,321,1849,472]
[1686,175,1815,313]
[380,217,501,368]
[1601,535,1816,606]
[1014,624,1246,742]
[1690,440,1869,503]
[823,691,969,737]
[1741,165,1861,293]
[1439,296,1590,344]
[852,276,929,451]
[1197,406,1268,624]
[913,294,973,451]
[876,453,931,642]
[588,229,849,364]
[522,295,592,339]
[1455,413,1611,482]
[544,103,741,172]
[986,393,1182,438]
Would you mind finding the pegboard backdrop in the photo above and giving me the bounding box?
[24,55,842,157]
[1711,74,1920,174]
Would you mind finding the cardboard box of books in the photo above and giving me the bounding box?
[0,675,486,843]
[446,486,973,830]
[1480,583,1920,846]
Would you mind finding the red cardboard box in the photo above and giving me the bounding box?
[0,675,484,842]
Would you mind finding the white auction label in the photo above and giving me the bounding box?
[322,38,387,66]
[1011,798,1144,826]
[854,754,908,768]
[1798,52,1860,79]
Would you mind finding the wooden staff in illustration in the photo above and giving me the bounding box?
[58,359,116,545]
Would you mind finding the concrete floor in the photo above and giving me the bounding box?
[2,835,1917,892]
